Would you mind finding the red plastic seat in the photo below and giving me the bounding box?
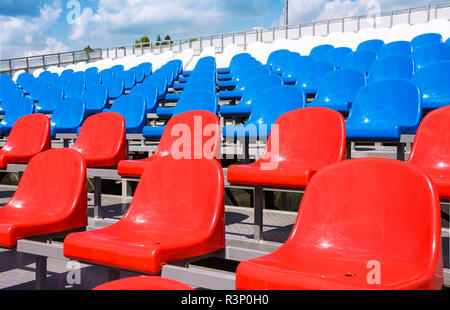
[0,114,51,168]
[63,157,225,274]
[227,107,346,188]
[236,158,443,290]
[72,112,127,167]
[93,276,194,290]
[0,149,87,248]
[408,106,450,198]
[118,110,220,177]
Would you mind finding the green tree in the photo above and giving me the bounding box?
[135,36,150,48]
[155,34,162,46]
[164,35,173,45]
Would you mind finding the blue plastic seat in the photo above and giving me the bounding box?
[38,71,52,84]
[218,66,270,99]
[223,85,305,139]
[218,64,266,89]
[104,78,124,100]
[118,70,136,90]
[99,69,113,84]
[85,67,100,87]
[35,87,64,114]
[346,79,421,140]
[295,61,335,95]
[308,69,366,113]
[174,70,215,90]
[138,62,152,77]
[64,79,85,99]
[218,58,260,82]
[218,53,252,74]
[322,47,353,69]
[50,97,86,136]
[60,69,74,83]
[412,60,450,110]
[111,65,125,76]
[411,33,443,50]
[109,94,146,133]
[29,81,50,103]
[165,78,216,103]
[144,72,168,99]
[0,89,25,115]
[272,52,301,75]
[378,41,412,58]
[357,39,384,54]
[309,45,334,60]
[131,66,145,84]
[446,38,450,45]
[342,50,377,75]
[143,90,218,138]
[84,85,108,114]
[412,42,450,70]
[220,74,283,116]
[16,72,34,91]
[368,55,414,83]
[71,71,85,82]
[0,97,34,135]
[281,56,316,84]
[130,83,158,113]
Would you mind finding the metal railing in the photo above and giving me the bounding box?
[1,1,450,76]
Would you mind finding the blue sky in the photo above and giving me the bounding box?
[0,0,436,58]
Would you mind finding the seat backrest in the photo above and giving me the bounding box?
[378,40,412,58]
[2,114,51,159]
[266,49,290,68]
[412,42,450,70]
[174,90,218,116]
[281,56,315,81]
[121,155,224,236]
[412,60,450,108]
[234,65,270,87]
[64,79,86,99]
[144,72,167,98]
[411,32,443,50]
[130,83,158,113]
[245,85,305,133]
[322,47,353,69]
[239,74,283,107]
[347,79,421,129]
[342,50,377,74]
[83,84,108,113]
[73,112,127,167]
[368,54,414,83]
[313,69,366,107]
[356,39,385,53]
[110,94,146,132]
[272,52,301,75]
[138,62,153,77]
[1,97,34,130]
[111,65,125,76]
[259,107,346,167]
[5,148,87,225]
[295,61,335,89]
[117,70,136,90]
[99,69,113,84]
[185,69,215,82]
[284,158,441,284]
[183,79,216,94]
[408,105,450,171]
[51,97,86,132]
[155,110,220,161]
[105,77,124,100]
[309,44,334,60]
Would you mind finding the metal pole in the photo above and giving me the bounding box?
[284,0,289,26]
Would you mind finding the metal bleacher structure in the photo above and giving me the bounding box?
[0,2,449,290]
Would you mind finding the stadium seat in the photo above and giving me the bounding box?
[0,114,51,168]
[118,70,136,91]
[99,69,113,84]
[64,79,85,99]
[85,69,101,88]
[322,47,353,69]
[266,49,290,69]
[143,90,218,139]
[235,158,443,290]
[174,70,215,90]
[342,50,377,75]
[50,97,86,136]
[130,83,159,113]
[60,69,74,84]
[412,60,450,110]
[346,79,421,140]
[34,87,64,114]
[408,106,450,198]
[367,54,414,83]
[108,94,146,133]
[356,39,385,54]
[93,277,194,290]
[0,149,87,248]
[119,110,219,177]
[104,78,124,100]
[309,44,334,59]
[138,62,152,77]
[218,66,270,99]
[0,97,34,136]
[281,56,315,84]
[227,107,345,188]
[111,64,125,76]
[220,74,283,116]
[411,32,443,50]
[378,40,412,58]
[272,52,301,75]
[71,71,85,82]
[83,85,108,114]
[131,66,145,84]
[412,42,450,70]
[163,78,215,106]
[308,69,366,113]
[63,156,225,275]
[223,85,305,139]
[218,53,252,74]
[144,71,168,99]
[295,61,335,96]
[72,112,127,167]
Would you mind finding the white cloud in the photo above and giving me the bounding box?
[0,1,65,58]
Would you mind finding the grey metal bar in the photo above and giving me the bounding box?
[35,256,47,290]
[254,186,264,241]
[94,176,102,219]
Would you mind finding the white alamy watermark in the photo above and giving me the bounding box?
[366,260,381,285]
[66,260,82,287]
[66,0,81,25]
